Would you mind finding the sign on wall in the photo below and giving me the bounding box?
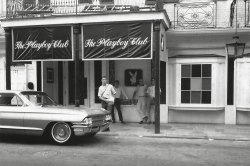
[12,26,73,61]
[82,22,152,60]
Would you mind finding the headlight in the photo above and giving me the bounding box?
[105,114,112,121]
[82,117,92,125]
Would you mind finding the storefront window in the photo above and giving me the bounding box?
[181,64,211,104]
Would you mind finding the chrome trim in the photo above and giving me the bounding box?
[72,122,109,128]
[0,125,43,131]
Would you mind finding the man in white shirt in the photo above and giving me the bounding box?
[98,76,116,113]
[112,80,128,124]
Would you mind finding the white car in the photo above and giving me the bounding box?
[0,91,111,144]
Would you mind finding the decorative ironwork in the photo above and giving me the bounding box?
[5,0,156,19]
[174,2,216,29]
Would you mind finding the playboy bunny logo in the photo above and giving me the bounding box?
[129,71,137,85]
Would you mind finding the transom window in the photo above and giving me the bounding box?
[99,0,114,4]
[181,64,212,104]
[79,0,93,4]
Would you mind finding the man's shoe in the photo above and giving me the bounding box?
[139,121,143,124]
[103,127,110,132]
[121,121,126,124]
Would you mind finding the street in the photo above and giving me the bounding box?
[0,133,250,166]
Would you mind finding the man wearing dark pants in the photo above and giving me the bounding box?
[98,76,116,131]
[112,80,128,124]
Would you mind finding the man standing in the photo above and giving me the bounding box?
[147,78,156,124]
[112,80,128,124]
[132,78,148,124]
[98,76,116,114]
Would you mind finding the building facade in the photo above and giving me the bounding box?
[1,0,250,125]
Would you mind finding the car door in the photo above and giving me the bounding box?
[0,93,25,134]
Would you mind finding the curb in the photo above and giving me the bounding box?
[142,135,250,141]
[99,132,250,141]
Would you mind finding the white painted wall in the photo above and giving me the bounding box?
[0,36,5,90]
[168,57,226,123]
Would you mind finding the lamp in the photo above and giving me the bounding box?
[226,35,245,58]
[226,0,245,59]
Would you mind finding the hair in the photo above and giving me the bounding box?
[114,80,119,84]
[102,76,107,79]
[27,82,34,90]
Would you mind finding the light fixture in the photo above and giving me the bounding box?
[226,35,245,58]
[226,0,245,59]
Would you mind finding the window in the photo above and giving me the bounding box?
[0,93,23,106]
[79,0,92,4]
[181,64,212,104]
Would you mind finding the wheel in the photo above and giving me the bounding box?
[50,122,72,144]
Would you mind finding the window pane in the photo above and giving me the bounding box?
[202,78,211,90]
[202,64,211,77]
[191,91,201,103]
[192,65,201,77]
[191,78,202,91]
[79,0,92,3]
[181,91,190,103]
[181,65,191,77]
[202,91,211,103]
[181,78,190,90]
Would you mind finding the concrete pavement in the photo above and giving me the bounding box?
[99,123,250,141]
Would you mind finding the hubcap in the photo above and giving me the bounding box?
[52,123,71,143]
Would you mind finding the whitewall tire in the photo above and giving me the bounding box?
[51,122,72,144]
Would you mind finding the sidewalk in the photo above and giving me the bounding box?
[99,123,250,141]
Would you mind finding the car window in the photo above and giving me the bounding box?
[0,93,23,106]
[22,92,56,106]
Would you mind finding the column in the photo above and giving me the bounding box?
[4,28,11,90]
[154,20,161,134]
[74,25,81,107]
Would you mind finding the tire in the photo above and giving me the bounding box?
[50,122,72,144]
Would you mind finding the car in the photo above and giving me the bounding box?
[0,90,112,144]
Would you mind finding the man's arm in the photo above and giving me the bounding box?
[132,86,139,99]
[121,87,129,99]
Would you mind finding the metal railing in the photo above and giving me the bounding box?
[173,2,216,29]
[5,0,156,19]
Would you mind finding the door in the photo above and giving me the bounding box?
[68,61,87,105]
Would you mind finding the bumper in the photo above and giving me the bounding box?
[72,123,110,136]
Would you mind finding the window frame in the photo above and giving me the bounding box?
[181,64,212,104]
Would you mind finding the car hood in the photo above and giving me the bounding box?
[31,105,108,117]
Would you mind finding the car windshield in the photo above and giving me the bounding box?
[21,91,56,106]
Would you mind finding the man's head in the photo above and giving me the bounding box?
[101,76,108,85]
[138,78,143,86]
[151,78,155,86]
[114,80,119,88]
